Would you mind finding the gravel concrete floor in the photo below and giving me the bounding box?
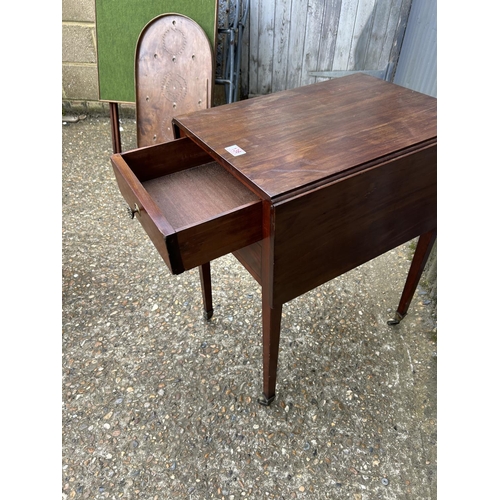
[62,115,437,499]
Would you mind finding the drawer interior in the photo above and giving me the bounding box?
[142,161,259,230]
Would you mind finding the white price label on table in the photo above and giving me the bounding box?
[225,145,246,156]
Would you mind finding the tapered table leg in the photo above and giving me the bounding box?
[258,301,283,406]
[109,102,122,154]
[199,262,213,320]
[388,229,437,325]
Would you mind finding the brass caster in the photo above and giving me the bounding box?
[387,311,405,326]
[257,393,275,406]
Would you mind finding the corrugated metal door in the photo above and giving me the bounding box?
[392,0,437,298]
[393,0,437,97]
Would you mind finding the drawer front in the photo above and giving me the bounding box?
[111,139,263,274]
[111,153,181,271]
[175,202,262,272]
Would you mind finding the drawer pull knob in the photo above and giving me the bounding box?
[127,203,141,219]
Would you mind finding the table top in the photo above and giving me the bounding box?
[173,73,437,201]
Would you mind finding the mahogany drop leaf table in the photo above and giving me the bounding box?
[111,74,437,405]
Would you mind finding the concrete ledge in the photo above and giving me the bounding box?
[62,100,136,119]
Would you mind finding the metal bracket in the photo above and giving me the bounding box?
[126,203,141,219]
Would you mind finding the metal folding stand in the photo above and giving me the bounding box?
[215,0,249,104]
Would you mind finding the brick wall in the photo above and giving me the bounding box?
[62,0,135,117]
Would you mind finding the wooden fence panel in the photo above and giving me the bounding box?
[243,0,412,96]
[300,0,327,87]
[316,0,343,76]
[271,0,293,93]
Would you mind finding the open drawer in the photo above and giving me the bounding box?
[111,138,263,274]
